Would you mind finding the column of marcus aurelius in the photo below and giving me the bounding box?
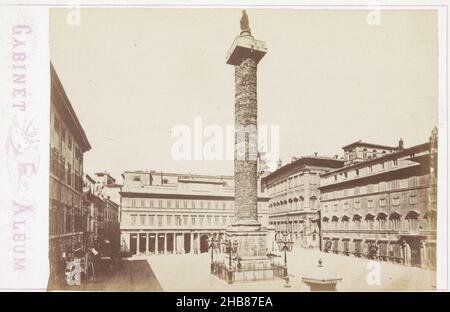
[225,10,273,280]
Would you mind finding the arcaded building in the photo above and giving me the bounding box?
[319,131,438,269]
[261,156,344,248]
[120,171,271,255]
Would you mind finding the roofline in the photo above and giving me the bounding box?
[85,174,95,183]
[120,191,270,201]
[321,142,431,177]
[342,140,397,150]
[122,170,235,179]
[51,62,91,152]
[318,160,429,191]
[261,156,344,184]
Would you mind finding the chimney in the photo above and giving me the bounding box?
[334,155,338,159]
[398,138,404,150]
[314,152,318,157]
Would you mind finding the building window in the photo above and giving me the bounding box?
[377,213,387,230]
[141,199,145,207]
[184,201,188,208]
[176,216,182,226]
[322,217,329,230]
[140,215,145,225]
[379,198,386,207]
[167,200,171,208]
[390,213,401,230]
[68,136,72,150]
[214,216,219,225]
[131,199,136,207]
[149,215,154,225]
[354,201,361,209]
[183,215,188,225]
[392,197,400,206]
[393,159,398,166]
[67,162,71,186]
[223,202,226,209]
[343,240,349,253]
[158,215,163,226]
[353,215,361,230]
[61,128,66,143]
[331,216,339,229]
[192,201,196,209]
[366,215,374,230]
[379,242,388,257]
[354,240,362,254]
[158,200,162,208]
[406,212,419,232]
[409,194,418,205]
[191,216,196,225]
[367,199,374,208]
[355,169,359,176]
[391,180,400,189]
[131,215,137,226]
[175,200,179,208]
[408,177,417,188]
[166,215,172,226]
[199,216,204,226]
[342,216,349,230]
[332,240,339,252]
[222,216,227,225]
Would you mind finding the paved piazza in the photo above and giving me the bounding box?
[135,246,436,291]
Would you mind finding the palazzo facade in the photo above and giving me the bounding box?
[319,131,438,269]
[261,156,344,248]
[49,63,91,280]
[120,171,271,255]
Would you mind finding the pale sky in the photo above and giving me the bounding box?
[50,8,438,181]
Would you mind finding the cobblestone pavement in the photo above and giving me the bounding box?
[57,259,163,291]
[141,246,436,291]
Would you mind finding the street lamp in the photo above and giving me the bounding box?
[276,231,293,287]
[208,236,219,273]
[221,239,238,284]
